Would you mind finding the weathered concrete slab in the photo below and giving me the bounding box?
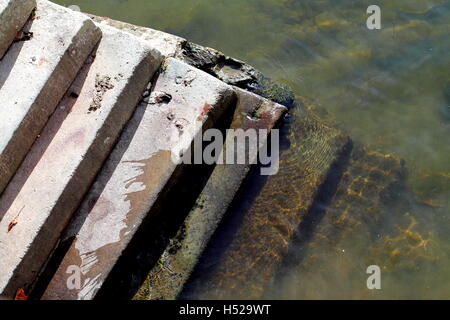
[0,0,101,195]
[0,0,36,58]
[183,110,352,299]
[42,57,236,300]
[135,87,287,300]
[88,14,185,58]
[0,24,160,298]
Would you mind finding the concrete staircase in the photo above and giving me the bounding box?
[0,0,289,299]
[0,0,412,301]
[0,0,101,195]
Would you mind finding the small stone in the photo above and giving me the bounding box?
[174,120,184,130]
[148,91,172,104]
[167,112,175,121]
[175,70,197,86]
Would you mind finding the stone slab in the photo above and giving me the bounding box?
[135,87,287,300]
[0,0,101,195]
[0,24,161,298]
[0,0,36,58]
[42,57,236,300]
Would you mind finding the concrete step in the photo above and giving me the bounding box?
[41,57,236,300]
[0,0,101,195]
[0,24,161,298]
[183,112,352,299]
[135,87,287,300]
[88,15,185,58]
[0,0,36,58]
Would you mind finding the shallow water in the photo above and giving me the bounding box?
[54,0,450,299]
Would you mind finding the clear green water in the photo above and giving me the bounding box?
[54,0,450,299]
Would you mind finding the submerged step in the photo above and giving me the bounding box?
[135,87,287,300]
[0,0,101,195]
[183,112,352,299]
[0,0,36,58]
[268,149,407,299]
[42,57,236,300]
[0,24,160,298]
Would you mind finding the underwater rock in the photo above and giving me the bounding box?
[176,42,295,108]
[295,148,407,252]
[441,105,450,122]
